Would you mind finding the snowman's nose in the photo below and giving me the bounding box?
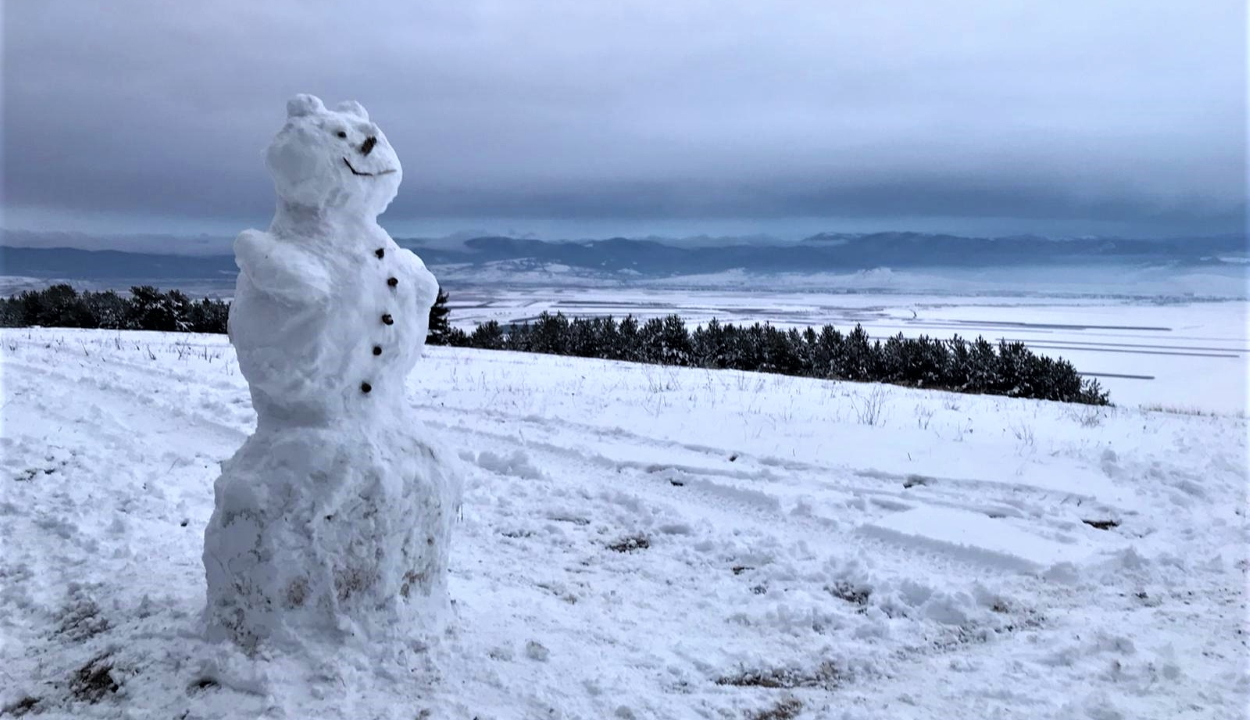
[360,136,377,156]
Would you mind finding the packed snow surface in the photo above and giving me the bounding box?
[1,328,1247,718]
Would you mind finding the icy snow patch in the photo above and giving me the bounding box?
[861,507,1109,573]
[476,449,547,480]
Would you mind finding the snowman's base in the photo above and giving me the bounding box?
[202,422,458,650]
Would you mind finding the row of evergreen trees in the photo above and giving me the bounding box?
[0,283,456,341]
[434,313,1110,405]
[2,284,1109,405]
[0,284,230,333]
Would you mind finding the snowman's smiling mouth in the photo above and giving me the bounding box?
[343,158,396,177]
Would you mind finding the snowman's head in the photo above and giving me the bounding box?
[265,94,403,218]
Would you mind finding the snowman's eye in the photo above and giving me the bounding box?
[336,131,347,139]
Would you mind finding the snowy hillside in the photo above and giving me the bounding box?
[1,328,1247,719]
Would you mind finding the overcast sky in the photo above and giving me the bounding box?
[3,0,1246,241]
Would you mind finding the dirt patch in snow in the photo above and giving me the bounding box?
[0,696,41,717]
[607,534,651,553]
[826,581,872,607]
[748,697,804,720]
[1082,518,1121,530]
[716,661,843,690]
[70,653,120,704]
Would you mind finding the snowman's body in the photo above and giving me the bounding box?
[228,223,431,425]
[203,95,459,649]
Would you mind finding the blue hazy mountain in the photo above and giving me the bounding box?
[2,231,1245,287]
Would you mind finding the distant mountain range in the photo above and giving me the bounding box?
[4,227,1245,301]
[1,231,1246,294]
[410,232,1248,274]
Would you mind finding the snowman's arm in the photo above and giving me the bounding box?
[234,230,332,303]
[399,248,440,312]
[397,248,440,345]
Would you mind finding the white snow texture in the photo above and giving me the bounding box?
[202,94,459,650]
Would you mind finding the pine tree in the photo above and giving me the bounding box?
[597,316,622,360]
[446,327,471,346]
[469,320,506,350]
[638,317,666,364]
[83,290,129,329]
[617,315,640,362]
[189,297,230,334]
[532,312,571,354]
[427,286,451,345]
[843,324,873,381]
[569,316,598,357]
[34,284,96,328]
[126,286,190,332]
[814,326,842,379]
[0,296,20,327]
[658,314,692,366]
[505,321,533,352]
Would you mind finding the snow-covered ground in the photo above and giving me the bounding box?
[1,328,1247,718]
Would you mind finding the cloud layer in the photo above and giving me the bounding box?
[4,0,1246,237]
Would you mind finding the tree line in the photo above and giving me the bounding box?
[431,312,1109,405]
[0,284,230,333]
[0,283,454,339]
[2,283,1109,405]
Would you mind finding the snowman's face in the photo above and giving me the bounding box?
[265,94,403,218]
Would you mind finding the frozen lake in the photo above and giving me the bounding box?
[446,288,1249,415]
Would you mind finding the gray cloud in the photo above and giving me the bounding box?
[3,0,1245,238]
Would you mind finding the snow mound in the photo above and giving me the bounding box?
[476,449,547,480]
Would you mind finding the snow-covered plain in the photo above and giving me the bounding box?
[449,290,1249,415]
[1,327,1247,719]
[430,262,1250,301]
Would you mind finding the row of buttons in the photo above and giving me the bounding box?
[362,247,398,395]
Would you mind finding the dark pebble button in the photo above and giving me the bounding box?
[375,248,385,259]
[387,277,398,287]
[381,313,394,325]
[361,382,372,393]
[372,345,382,356]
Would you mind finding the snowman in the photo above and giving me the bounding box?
[202,94,460,650]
